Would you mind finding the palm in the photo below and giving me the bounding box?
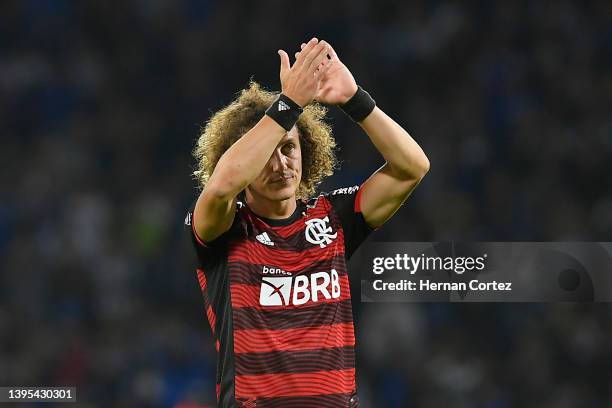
[315,58,357,105]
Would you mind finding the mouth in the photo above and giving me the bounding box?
[270,174,294,183]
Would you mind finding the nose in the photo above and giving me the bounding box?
[270,148,288,173]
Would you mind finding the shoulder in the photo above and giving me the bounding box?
[307,185,360,203]
[184,198,249,249]
[310,185,360,206]
[329,185,360,196]
[303,185,363,219]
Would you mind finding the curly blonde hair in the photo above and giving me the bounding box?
[193,81,337,200]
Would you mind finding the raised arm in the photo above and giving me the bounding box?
[193,38,334,243]
[356,107,430,227]
[299,41,429,228]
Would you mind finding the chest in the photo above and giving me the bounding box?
[227,215,350,309]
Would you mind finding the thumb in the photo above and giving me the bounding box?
[278,50,290,74]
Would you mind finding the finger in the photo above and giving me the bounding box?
[295,43,307,61]
[314,60,334,82]
[315,58,334,78]
[303,41,329,72]
[315,57,332,74]
[306,42,330,73]
[319,57,328,68]
[300,44,322,70]
[327,43,340,61]
[278,49,290,75]
[296,38,319,65]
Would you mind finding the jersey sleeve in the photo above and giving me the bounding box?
[184,198,243,264]
[326,185,374,260]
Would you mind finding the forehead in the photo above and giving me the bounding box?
[279,126,300,144]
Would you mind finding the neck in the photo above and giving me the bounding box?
[245,191,297,219]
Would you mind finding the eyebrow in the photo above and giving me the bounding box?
[280,134,297,144]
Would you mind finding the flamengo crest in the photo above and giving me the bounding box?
[305,216,337,248]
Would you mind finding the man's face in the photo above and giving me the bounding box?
[246,127,302,202]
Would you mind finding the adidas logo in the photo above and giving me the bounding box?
[278,100,290,111]
[255,232,274,246]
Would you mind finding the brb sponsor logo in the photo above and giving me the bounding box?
[259,268,341,306]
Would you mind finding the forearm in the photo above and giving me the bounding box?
[207,115,286,198]
[358,107,430,179]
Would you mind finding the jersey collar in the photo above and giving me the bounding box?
[248,200,306,227]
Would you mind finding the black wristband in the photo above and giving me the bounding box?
[265,94,303,131]
[340,86,376,122]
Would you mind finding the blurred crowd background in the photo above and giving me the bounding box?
[1,0,612,406]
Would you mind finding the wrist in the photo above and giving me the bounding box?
[265,94,303,131]
[282,92,307,108]
[340,84,359,105]
[340,86,376,122]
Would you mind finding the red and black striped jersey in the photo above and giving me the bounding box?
[184,185,373,407]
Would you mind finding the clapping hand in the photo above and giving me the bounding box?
[294,40,358,105]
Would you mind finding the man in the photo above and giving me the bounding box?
[185,37,429,407]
